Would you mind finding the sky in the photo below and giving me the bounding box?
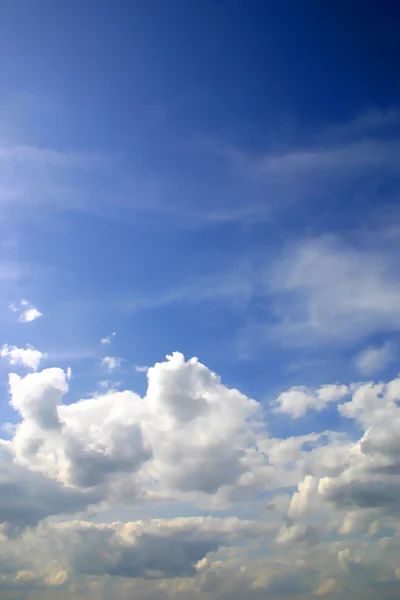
[0,1,400,598]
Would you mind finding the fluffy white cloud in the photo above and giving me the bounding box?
[355,342,396,375]
[0,344,47,371]
[273,384,348,418]
[10,300,43,323]
[9,368,67,429]
[1,352,400,598]
[8,353,267,504]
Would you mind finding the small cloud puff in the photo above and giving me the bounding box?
[9,300,42,323]
[102,356,122,371]
[100,332,116,345]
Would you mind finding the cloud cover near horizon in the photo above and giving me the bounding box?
[0,350,400,599]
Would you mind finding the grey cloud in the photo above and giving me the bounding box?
[0,446,99,536]
[45,518,265,580]
[322,479,400,515]
[63,423,152,488]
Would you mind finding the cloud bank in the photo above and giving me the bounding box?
[0,351,399,598]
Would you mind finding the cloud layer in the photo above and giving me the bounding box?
[0,352,400,598]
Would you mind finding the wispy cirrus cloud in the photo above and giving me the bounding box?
[100,332,116,345]
[1,108,399,228]
[355,342,396,376]
[121,266,254,312]
[261,233,400,347]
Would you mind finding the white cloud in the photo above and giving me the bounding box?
[102,356,122,371]
[8,353,267,503]
[100,332,116,345]
[273,384,348,418]
[0,344,47,371]
[135,364,149,373]
[9,300,43,322]
[9,368,67,430]
[355,342,396,375]
[2,351,400,597]
[21,306,42,322]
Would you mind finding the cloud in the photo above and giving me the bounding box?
[7,353,267,504]
[2,352,400,597]
[135,364,149,373]
[252,139,400,176]
[0,142,112,217]
[9,367,150,489]
[328,107,400,139]
[0,444,98,536]
[100,332,116,345]
[0,344,47,371]
[9,368,67,430]
[98,379,121,389]
[10,300,42,323]
[122,266,253,313]
[286,377,400,522]
[0,107,399,238]
[102,356,122,371]
[20,306,42,323]
[355,342,396,375]
[313,578,337,595]
[264,234,400,346]
[44,517,266,580]
[273,384,348,418]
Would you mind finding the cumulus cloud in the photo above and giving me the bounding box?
[10,300,43,323]
[0,344,47,371]
[0,444,98,536]
[46,517,267,580]
[273,383,348,418]
[1,352,400,598]
[7,353,267,503]
[9,368,67,430]
[100,332,116,345]
[355,342,396,375]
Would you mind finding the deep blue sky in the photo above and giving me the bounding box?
[0,0,399,431]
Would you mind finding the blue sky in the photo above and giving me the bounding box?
[0,2,400,598]
[1,0,399,399]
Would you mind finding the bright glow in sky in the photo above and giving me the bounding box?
[0,1,400,599]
